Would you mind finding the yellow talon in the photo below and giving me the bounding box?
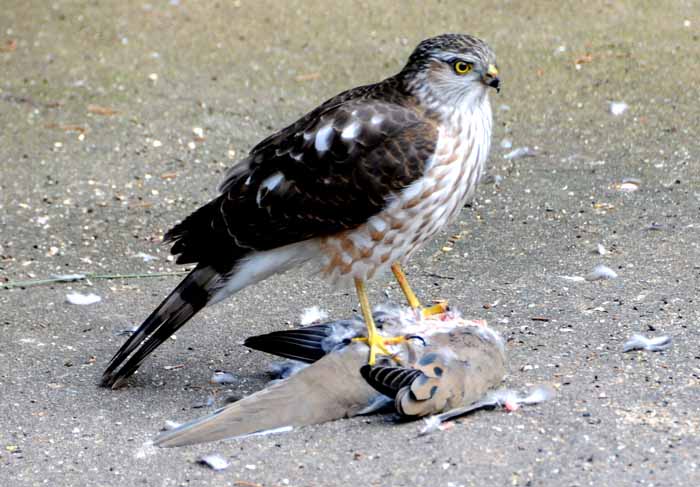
[421,300,449,318]
[354,278,407,365]
[352,335,405,364]
[391,263,449,318]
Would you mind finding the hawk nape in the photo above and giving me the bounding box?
[100,33,500,388]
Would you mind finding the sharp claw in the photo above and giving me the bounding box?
[421,300,449,318]
[405,335,426,346]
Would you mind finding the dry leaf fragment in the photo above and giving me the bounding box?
[87,104,118,116]
[574,53,593,65]
[234,481,263,487]
[0,39,17,52]
[46,123,87,133]
[295,72,321,82]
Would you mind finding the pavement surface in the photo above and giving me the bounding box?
[1,1,699,486]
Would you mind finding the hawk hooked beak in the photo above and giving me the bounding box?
[482,64,500,93]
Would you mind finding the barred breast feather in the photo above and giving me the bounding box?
[319,96,492,282]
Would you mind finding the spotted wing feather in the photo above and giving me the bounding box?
[165,79,437,265]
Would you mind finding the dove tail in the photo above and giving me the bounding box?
[154,376,318,447]
[155,347,374,447]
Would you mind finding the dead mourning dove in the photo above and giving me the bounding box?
[154,305,506,447]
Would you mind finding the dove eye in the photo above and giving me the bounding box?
[453,60,473,75]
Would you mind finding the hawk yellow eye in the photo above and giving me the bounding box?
[453,61,473,75]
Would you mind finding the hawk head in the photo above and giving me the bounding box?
[401,34,499,116]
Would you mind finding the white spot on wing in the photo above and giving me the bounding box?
[314,124,334,152]
[368,216,387,233]
[256,171,285,205]
[370,114,384,125]
[341,121,361,140]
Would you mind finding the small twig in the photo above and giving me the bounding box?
[1,271,190,289]
[234,481,263,487]
[424,272,456,280]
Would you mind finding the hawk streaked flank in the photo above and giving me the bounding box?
[101,33,500,388]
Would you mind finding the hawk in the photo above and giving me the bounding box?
[101,33,500,388]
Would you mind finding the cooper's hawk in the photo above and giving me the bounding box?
[101,33,500,388]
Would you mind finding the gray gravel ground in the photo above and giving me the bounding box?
[2,1,700,486]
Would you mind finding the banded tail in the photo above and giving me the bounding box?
[100,241,317,388]
[100,265,223,388]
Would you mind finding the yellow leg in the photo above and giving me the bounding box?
[391,263,448,317]
[391,262,420,309]
[354,278,405,365]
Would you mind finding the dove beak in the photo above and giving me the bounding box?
[482,64,500,93]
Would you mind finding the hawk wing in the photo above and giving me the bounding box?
[165,81,438,265]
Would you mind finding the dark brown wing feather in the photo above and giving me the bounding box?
[244,319,362,363]
[165,77,437,265]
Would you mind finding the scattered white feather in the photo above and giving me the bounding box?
[503,147,536,160]
[162,420,182,431]
[197,453,230,471]
[499,138,512,149]
[192,395,215,409]
[618,182,639,192]
[299,306,328,325]
[595,243,609,255]
[268,360,308,380]
[519,384,557,404]
[134,441,157,459]
[609,101,629,116]
[50,273,86,282]
[586,264,618,281]
[419,415,444,436]
[623,334,671,352]
[615,178,641,193]
[559,275,586,283]
[66,292,101,305]
[134,252,158,262]
[210,370,237,385]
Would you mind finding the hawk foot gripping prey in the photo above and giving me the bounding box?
[354,269,446,365]
[353,278,407,365]
[390,263,449,319]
